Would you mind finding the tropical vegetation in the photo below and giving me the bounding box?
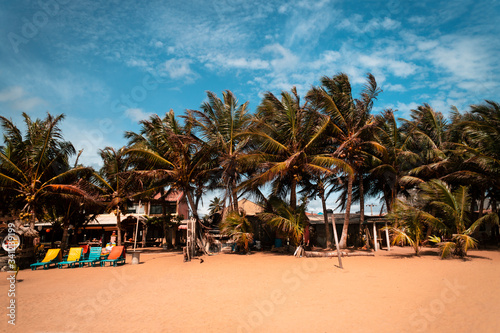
[2,75,500,259]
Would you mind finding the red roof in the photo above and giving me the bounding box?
[153,191,184,202]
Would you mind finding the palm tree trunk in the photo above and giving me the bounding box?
[185,191,199,222]
[339,174,353,248]
[358,176,365,247]
[479,190,485,218]
[320,190,332,249]
[61,223,69,252]
[290,177,297,210]
[116,209,122,246]
[232,178,239,212]
[142,223,148,247]
[160,188,168,247]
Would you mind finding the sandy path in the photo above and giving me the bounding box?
[1,247,500,333]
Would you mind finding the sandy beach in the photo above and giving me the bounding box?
[2,246,500,333]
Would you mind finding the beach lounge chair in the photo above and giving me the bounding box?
[100,246,126,267]
[30,249,62,270]
[57,247,83,268]
[81,244,90,259]
[78,247,103,267]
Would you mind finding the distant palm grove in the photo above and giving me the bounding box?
[1,72,499,258]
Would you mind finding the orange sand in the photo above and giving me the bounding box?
[2,247,500,333]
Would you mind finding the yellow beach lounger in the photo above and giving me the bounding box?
[57,247,83,268]
[30,249,62,270]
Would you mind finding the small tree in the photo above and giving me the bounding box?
[220,210,253,253]
[422,180,498,258]
[259,197,308,247]
[386,199,438,255]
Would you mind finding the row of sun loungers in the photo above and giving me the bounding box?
[30,246,126,270]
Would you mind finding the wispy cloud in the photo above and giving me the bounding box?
[160,58,198,82]
[0,86,24,102]
[0,86,46,111]
[125,108,152,123]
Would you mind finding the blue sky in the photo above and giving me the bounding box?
[1,0,499,215]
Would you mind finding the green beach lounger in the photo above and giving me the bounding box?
[78,247,103,267]
[30,249,62,270]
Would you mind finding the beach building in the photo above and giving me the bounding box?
[31,190,190,248]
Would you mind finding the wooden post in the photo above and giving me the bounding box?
[133,218,140,250]
[330,212,343,269]
[373,222,378,251]
[384,221,391,251]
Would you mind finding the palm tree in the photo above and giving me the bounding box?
[93,146,143,246]
[0,113,91,238]
[370,109,418,212]
[453,101,500,215]
[186,90,252,212]
[259,197,308,246]
[220,210,253,253]
[422,179,498,258]
[208,196,224,216]
[386,199,437,255]
[400,104,449,184]
[242,87,347,210]
[126,110,211,223]
[307,73,381,248]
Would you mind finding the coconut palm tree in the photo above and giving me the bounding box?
[370,109,419,212]
[259,197,308,246]
[220,210,253,253]
[386,199,437,255]
[0,113,91,238]
[454,101,500,208]
[92,146,144,246]
[400,104,449,183]
[307,73,381,248]
[422,179,498,258]
[186,90,252,212]
[208,196,224,216]
[242,87,348,211]
[126,110,212,223]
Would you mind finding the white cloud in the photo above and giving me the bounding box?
[0,86,46,111]
[424,36,494,81]
[161,58,197,81]
[384,83,406,92]
[126,59,149,68]
[341,15,401,34]
[125,108,152,122]
[12,97,46,111]
[0,86,24,102]
[358,55,417,78]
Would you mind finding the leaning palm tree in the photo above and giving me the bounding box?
[307,73,381,248]
[0,113,91,238]
[421,179,498,258]
[186,90,252,212]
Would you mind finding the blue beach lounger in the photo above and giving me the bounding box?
[78,247,103,267]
